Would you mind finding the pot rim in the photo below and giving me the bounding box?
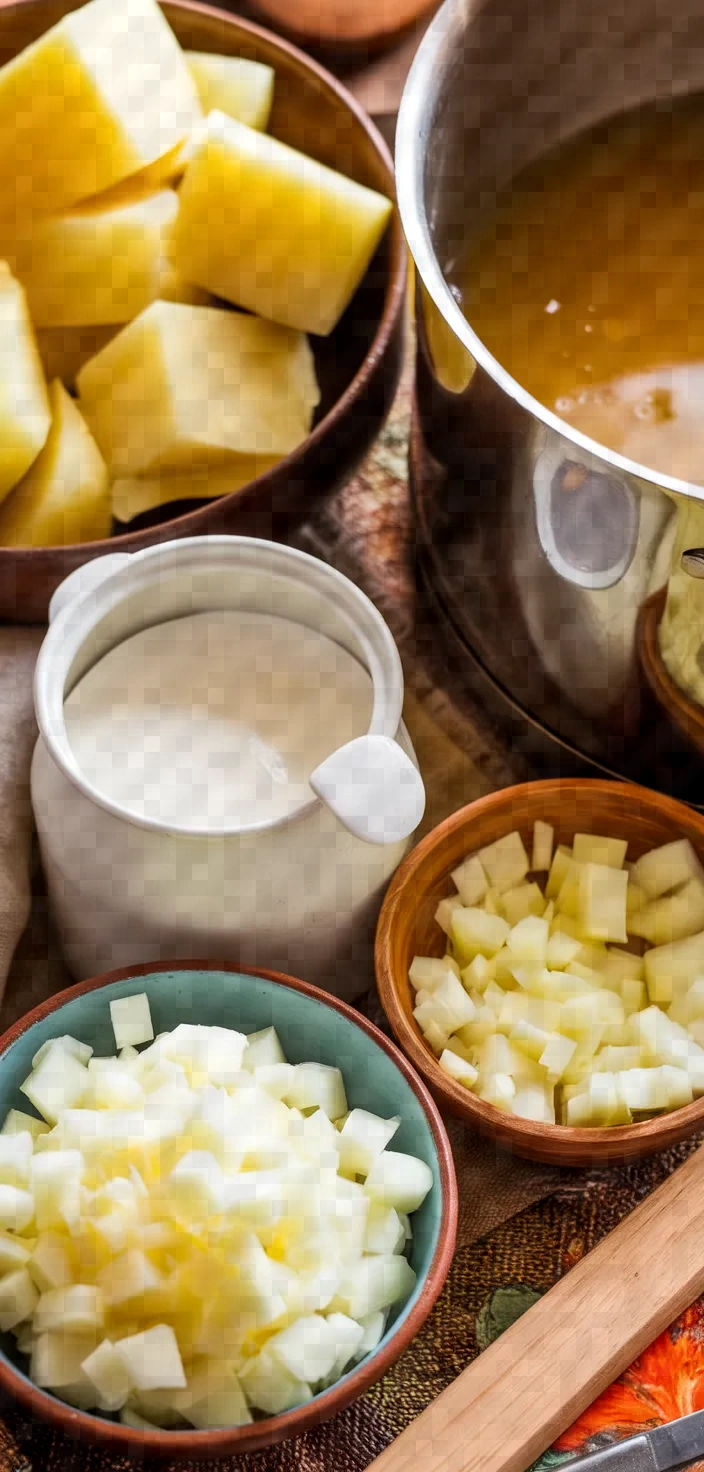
[33,535,406,840]
[395,0,704,506]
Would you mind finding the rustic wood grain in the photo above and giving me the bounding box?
[375,777,704,1165]
[367,1137,704,1472]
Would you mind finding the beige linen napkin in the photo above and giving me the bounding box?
[0,628,43,1007]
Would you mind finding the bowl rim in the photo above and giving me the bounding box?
[0,0,407,560]
[0,958,458,1457]
[375,777,704,1157]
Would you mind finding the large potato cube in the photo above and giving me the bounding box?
[77,302,320,476]
[0,264,51,501]
[186,52,274,131]
[111,457,280,524]
[0,0,201,220]
[3,189,178,327]
[0,381,109,546]
[173,111,392,336]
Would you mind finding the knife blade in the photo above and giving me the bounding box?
[562,1408,704,1471]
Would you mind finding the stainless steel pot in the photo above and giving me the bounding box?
[396,0,704,801]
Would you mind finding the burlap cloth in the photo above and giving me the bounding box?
[0,370,698,1471]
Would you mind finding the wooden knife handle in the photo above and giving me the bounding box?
[368,1141,704,1472]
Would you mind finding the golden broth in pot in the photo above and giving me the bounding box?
[455,95,704,483]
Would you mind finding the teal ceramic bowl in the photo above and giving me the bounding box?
[0,961,457,1459]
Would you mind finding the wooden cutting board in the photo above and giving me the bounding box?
[367,1139,704,1472]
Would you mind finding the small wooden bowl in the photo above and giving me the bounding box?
[376,778,704,1167]
[638,588,704,759]
[249,0,437,57]
[0,0,406,624]
[0,960,457,1458]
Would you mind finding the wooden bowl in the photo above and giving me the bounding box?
[0,960,457,1458]
[376,778,704,1167]
[638,588,704,760]
[0,0,406,624]
[249,0,437,57]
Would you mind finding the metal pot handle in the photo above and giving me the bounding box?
[682,548,704,578]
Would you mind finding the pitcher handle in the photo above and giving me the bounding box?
[309,733,426,846]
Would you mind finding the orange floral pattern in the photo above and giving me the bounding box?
[539,1298,704,1467]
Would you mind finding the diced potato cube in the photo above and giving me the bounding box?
[0,1109,49,1140]
[242,1027,286,1072]
[336,1254,416,1320]
[21,1048,89,1125]
[506,915,549,966]
[556,864,581,920]
[477,1072,515,1111]
[439,1049,479,1088]
[461,954,492,993]
[0,0,201,220]
[451,908,510,963]
[3,189,178,328]
[29,1231,73,1292]
[560,989,625,1043]
[174,112,392,336]
[81,1338,130,1412]
[78,302,320,477]
[451,854,488,907]
[34,1283,104,1336]
[626,879,648,916]
[501,884,546,926]
[484,980,507,1017]
[564,1073,631,1126]
[493,947,519,986]
[337,1110,399,1178]
[628,878,704,946]
[644,930,704,1005]
[434,897,465,936]
[509,1019,552,1063]
[364,1151,433,1214]
[0,1229,31,1273]
[602,948,644,988]
[477,831,530,894]
[617,1065,693,1113]
[483,888,502,917]
[409,955,460,990]
[413,1002,451,1055]
[432,971,476,1030]
[456,1007,497,1049]
[109,993,154,1050]
[239,1348,312,1415]
[572,834,628,868]
[31,1330,97,1401]
[0,1267,38,1330]
[539,1034,577,1080]
[633,1005,704,1081]
[545,931,582,970]
[578,863,628,943]
[115,1324,186,1392]
[0,1131,32,1187]
[546,847,573,901]
[512,1082,555,1124]
[621,978,647,1015]
[266,1314,339,1385]
[497,991,562,1035]
[186,52,274,131]
[592,1045,643,1072]
[287,1063,347,1120]
[633,839,704,899]
[532,820,554,872]
[0,380,109,547]
[670,976,704,1026]
[32,1034,92,1069]
[0,265,51,502]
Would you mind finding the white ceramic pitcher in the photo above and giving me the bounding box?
[30,537,425,1001]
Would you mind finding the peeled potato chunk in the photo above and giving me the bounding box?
[111,458,280,524]
[173,111,393,336]
[0,0,201,221]
[186,53,274,131]
[77,302,320,477]
[0,381,109,547]
[0,264,51,501]
[3,189,178,327]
